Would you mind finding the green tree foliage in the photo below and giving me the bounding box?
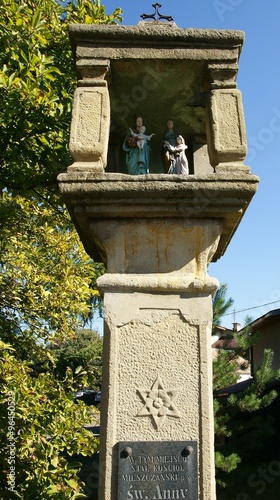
[53,329,103,391]
[212,283,233,331]
[0,193,98,355]
[215,350,280,498]
[212,283,238,394]
[213,316,280,497]
[0,1,122,497]
[213,350,240,393]
[212,291,280,495]
[0,341,99,499]
[0,0,122,192]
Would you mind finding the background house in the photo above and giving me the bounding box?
[212,309,280,394]
[211,323,251,383]
[244,308,280,375]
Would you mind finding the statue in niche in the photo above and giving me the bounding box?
[164,135,189,175]
[161,118,178,173]
[129,126,155,150]
[123,114,154,175]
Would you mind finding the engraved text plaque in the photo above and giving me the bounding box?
[118,441,198,499]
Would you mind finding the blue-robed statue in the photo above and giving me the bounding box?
[161,118,177,173]
[123,114,155,175]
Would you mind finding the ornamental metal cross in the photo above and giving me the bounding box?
[140,3,174,22]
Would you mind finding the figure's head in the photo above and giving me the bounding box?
[134,113,144,128]
[177,135,185,144]
[139,125,146,133]
[166,119,174,130]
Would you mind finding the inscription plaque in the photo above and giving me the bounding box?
[118,441,198,500]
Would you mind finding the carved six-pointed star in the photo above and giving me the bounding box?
[137,375,180,429]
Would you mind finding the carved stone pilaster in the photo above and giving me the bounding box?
[68,59,110,172]
[205,62,249,173]
[206,88,249,173]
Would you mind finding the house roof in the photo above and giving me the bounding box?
[214,377,254,396]
[240,309,280,332]
[212,338,239,349]
[214,376,280,397]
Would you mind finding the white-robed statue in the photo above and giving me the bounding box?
[164,135,189,175]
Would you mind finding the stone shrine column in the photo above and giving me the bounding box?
[58,22,259,500]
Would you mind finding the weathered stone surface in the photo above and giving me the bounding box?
[69,85,110,171]
[193,143,213,175]
[69,24,245,56]
[206,89,248,171]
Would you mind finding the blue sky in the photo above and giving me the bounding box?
[93,0,280,330]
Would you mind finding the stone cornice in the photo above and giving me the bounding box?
[69,24,244,67]
[96,273,219,295]
[58,173,259,263]
[69,24,244,50]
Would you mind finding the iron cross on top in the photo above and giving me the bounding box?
[140,3,174,22]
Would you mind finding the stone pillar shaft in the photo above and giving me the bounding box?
[98,290,216,499]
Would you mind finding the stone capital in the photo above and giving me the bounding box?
[76,58,110,82]
[206,62,238,89]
